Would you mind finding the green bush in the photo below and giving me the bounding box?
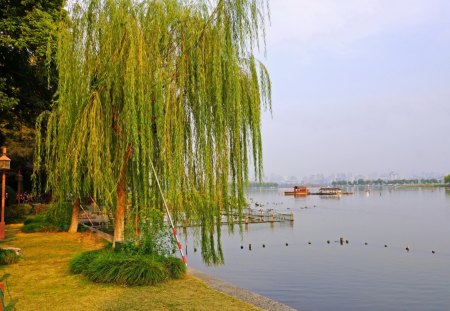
[0,249,20,265]
[86,252,169,285]
[21,202,72,233]
[5,204,32,223]
[160,256,186,279]
[69,249,185,286]
[21,221,59,233]
[23,214,45,225]
[32,204,50,215]
[69,250,99,274]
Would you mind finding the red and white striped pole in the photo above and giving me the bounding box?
[150,162,187,266]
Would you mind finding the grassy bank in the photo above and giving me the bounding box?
[0,225,259,311]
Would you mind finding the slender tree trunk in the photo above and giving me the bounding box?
[113,146,133,246]
[68,198,80,233]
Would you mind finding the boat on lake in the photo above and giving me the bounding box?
[284,186,310,196]
[311,187,353,195]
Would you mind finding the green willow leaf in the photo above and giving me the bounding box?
[34,0,270,265]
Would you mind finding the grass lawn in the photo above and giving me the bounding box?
[0,224,260,311]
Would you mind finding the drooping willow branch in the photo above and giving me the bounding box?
[34,0,271,265]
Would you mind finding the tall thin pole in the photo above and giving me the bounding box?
[16,170,22,204]
[150,161,187,266]
[0,170,5,240]
[0,147,10,240]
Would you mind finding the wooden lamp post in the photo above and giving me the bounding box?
[0,147,11,240]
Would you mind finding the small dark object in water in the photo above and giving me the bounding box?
[285,242,288,246]
[263,244,266,248]
[194,247,197,252]
[240,246,243,249]
[327,240,330,244]
[308,242,311,245]
[249,244,252,251]
[345,240,349,244]
[364,242,368,245]
[339,237,344,245]
[384,245,388,248]
[432,250,436,254]
[405,246,410,252]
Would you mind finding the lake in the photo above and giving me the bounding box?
[183,186,450,311]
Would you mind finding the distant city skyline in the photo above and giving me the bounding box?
[262,170,445,185]
[259,0,450,179]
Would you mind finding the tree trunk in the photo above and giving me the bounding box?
[113,146,133,246]
[68,198,80,233]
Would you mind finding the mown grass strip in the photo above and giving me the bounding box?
[0,225,260,311]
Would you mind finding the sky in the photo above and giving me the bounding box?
[260,0,450,179]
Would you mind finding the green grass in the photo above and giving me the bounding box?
[0,225,261,310]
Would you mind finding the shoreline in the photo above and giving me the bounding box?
[189,267,297,311]
[79,224,297,309]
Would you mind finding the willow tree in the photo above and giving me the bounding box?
[34,0,271,264]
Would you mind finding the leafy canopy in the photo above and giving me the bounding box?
[35,0,271,264]
[0,0,63,167]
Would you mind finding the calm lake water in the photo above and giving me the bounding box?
[183,187,450,311]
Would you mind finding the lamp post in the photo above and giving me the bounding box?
[0,147,11,240]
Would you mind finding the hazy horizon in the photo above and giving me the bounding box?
[260,0,450,179]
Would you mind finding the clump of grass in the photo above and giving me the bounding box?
[70,249,186,286]
[160,256,187,279]
[0,249,20,265]
[69,250,100,274]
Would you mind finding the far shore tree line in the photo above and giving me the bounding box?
[332,178,448,186]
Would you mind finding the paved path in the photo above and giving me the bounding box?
[189,268,297,311]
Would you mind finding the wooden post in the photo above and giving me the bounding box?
[0,170,5,240]
[290,211,294,222]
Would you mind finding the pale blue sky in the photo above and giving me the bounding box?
[260,0,450,179]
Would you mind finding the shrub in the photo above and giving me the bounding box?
[69,250,99,274]
[32,204,50,215]
[0,249,20,265]
[41,201,72,231]
[5,204,32,223]
[21,202,72,233]
[86,252,169,285]
[21,221,60,233]
[23,214,45,225]
[69,249,185,286]
[160,256,186,279]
